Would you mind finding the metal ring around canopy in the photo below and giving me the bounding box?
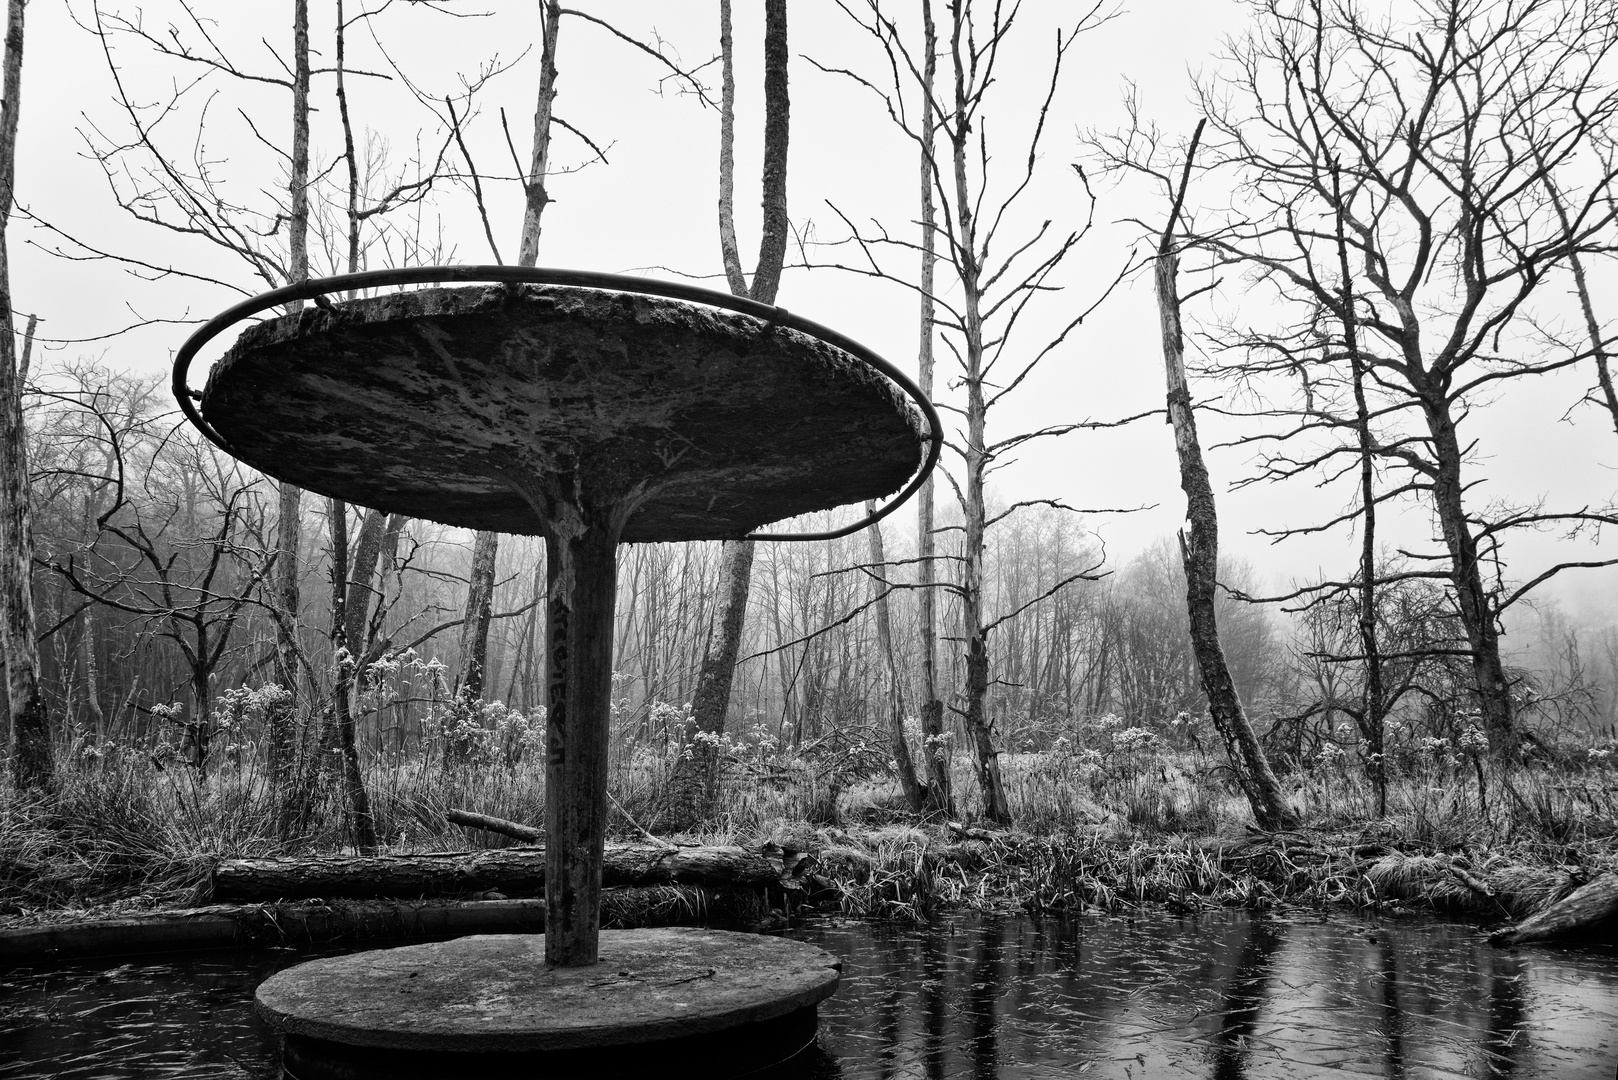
[170,265,942,543]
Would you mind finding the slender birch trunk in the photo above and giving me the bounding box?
[328,501,377,852]
[271,0,312,794]
[914,0,952,817]
[868,501,924,810]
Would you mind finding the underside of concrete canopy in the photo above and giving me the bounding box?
[201,284,925,542]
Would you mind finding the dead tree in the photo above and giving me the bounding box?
[666,0,790,830]
[1183,0,1618,756]
[0,0,48,790]
[810,0,1121,822]
[1153,120,1295,830]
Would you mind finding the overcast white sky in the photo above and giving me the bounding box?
[14,1,1618,629]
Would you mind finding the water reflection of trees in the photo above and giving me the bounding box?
[1208,917,1283,1080]
[805,914,1595,1079]
[967,920,1004,1080]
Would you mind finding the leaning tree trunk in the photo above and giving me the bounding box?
[1154,130,1294,831]
[668,0,789,829]
[0,0,48,792]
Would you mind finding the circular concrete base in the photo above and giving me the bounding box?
[256,928,840,1069]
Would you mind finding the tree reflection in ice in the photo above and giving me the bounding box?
[804,910,1618,1078]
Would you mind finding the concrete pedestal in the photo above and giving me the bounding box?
[256,927,841,1078]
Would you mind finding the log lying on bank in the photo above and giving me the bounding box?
[0,885,780,962]
[0,899,546,961]
[445,807,543,843]
[1491,871,1618,946]
[212,844,792,902]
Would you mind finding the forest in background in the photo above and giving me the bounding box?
[3,0,1618,907]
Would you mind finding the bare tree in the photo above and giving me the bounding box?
[1208,0,1618,756]
[0,0,48,790]
[1096,0,1618,760]
[1153,120,1295,829]
[811,0,1119,822]
[42,416,277,776]
[666,0,791,830]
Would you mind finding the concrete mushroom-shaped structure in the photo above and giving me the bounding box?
[200,283,927,542]
[178,267,935,968]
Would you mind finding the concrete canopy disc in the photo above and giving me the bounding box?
[254,928,841,1052]
[200,285,926,542]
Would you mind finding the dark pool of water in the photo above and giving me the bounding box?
[1,911,1615,1078]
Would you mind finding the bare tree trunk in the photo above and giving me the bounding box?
[1333,164,1387,816]
[328,500,378,854]
[948,4,1010,825]
[1424,403,1516,754]
[867,502,924,810]
[80,603,103,741]
[0,0,47,792]
[268,0,312,829]
[457,1,563,703]
[673,0,790,827]
[1155,124,1294,831]
[518,1,561,269]
[914,0,952,817]
[668,538,754,829]
[454,530,498,699]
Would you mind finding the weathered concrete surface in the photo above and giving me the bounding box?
[255,927,841,1051]
[201,285,925,541]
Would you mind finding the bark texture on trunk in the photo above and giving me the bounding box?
[1491,872,1618,946]
[270,0,312,771]
[213,844,784,902]
[867,502,924,811]
[1421,390,1516,753]
[673,0,790,828]
[454,528,498,699]
[914,0,951,817]
[1334,165,1388,816]
[446,806,542,843]
[667,538,754,829]
[948,2,1010,824]
[451,2,563,711]
[517,1,561,269]
[0,0,48,792]
[1156,247,1295,831]
[328,501,378,854]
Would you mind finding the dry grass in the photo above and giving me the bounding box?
[3,735,1615,926]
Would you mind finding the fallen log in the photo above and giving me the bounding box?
[213,844,787,902]
[0,885,778,962]
[1491,871,1618,946]
[445,807,543,843]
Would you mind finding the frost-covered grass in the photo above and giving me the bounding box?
[2,702,1614,923]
